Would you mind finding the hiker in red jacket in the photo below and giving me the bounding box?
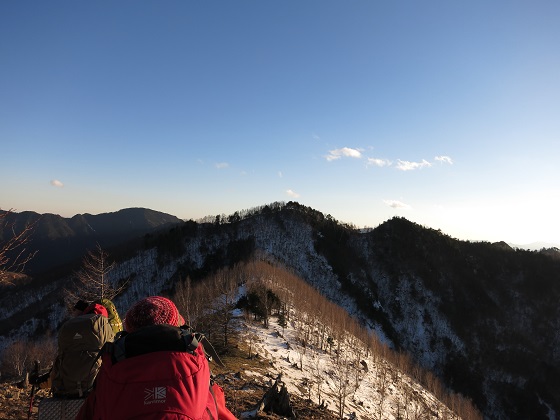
[76,296,237,420]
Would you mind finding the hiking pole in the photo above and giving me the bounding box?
[200,336,225,368]
[185,328,226,368]
[28,360,40,420]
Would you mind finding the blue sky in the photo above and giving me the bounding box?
[1,1,559,246]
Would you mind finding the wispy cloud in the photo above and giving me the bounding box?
[215,162,229,169]
[383,199,411,209]
[286,189,300,198]
[50,179,64,188]
[325,147,362,162]
[313,133,320,141]
[395,159,432,171]
[278,171,283,178]
[323,147,451,172]
[435,155,453,164]
[367,157,392,167]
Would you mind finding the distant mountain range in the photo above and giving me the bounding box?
[3,207,557,276]
[0,207,182,274]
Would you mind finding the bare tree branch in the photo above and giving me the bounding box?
[66,243,126,304]
[0,209,38,285]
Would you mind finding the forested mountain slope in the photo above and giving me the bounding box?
[1,202,559,418]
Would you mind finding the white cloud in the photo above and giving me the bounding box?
[435,155,453,164]
[215,162,229,169]
[366,157,392,167]
[278,171,283,178]
[325,147,362,162]
[313,133,320,140]
[50,179,64,188]
[286,189,300,198]
[383,199,411,209]
[396,159,432,171]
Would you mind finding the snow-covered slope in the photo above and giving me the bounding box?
[241,313,464,419]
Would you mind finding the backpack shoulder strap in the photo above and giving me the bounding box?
[111,332,128,363]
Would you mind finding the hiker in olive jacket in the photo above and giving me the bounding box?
[50,301,114,398]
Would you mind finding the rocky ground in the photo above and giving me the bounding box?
[0,383,49,420]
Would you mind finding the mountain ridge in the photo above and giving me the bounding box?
[1,202,559,418]
[1,207,182,274]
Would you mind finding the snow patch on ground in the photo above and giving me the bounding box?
[240,311,461,420]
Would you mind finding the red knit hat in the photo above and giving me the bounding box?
[124,296,184,332]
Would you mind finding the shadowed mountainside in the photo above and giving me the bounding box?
[0,207,182,274]
[1,202,559,418]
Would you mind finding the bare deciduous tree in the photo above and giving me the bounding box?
[0,335,56,379]
[210,269,239,348]
[174,276,195,327]
[310,351,324,406]
[242,311,259,359]
[66,243,125,304]
[1,341,29,377]
[333,348,353,420]
[0,209,38,285]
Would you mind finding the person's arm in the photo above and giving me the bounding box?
[212,383,238,420]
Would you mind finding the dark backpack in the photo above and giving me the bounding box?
[51,313,114,398]
[82,325,219,419]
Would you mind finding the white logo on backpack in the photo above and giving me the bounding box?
[73,333,82,340]
[144,387,166,405]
